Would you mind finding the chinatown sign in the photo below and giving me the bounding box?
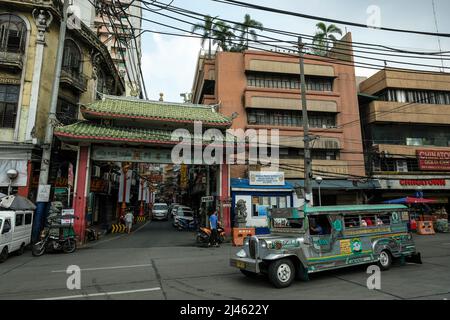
[417,150,450,171]
[379,178,450,190]
[400,179,446,187]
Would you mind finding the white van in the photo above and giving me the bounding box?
[0,211,34,263]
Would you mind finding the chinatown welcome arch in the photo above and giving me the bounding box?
[54,96,234,243]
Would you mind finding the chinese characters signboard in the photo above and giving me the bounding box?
[417,150,450,171]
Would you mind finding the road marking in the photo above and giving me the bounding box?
[51,264,153,273]
[36,287,161,300]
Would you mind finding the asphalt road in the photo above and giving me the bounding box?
[0,219,449,300]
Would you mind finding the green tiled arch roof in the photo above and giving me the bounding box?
[81,97,232,126]
[54,122,236,145]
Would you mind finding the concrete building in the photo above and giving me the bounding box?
[191,33,370,205]
[359,69,450,212]
[0,0,124,201]
[73,0,143,97]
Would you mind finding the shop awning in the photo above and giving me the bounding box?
[383,197,437,204]
[288,179,381,190]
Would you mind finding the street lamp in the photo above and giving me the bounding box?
[6,169,19,196]
[315,176,323,207]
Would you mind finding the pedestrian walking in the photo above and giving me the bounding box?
[209,210,219,247]
[124,211,134,234]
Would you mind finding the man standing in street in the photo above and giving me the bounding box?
[209,210,219,247]
[124,211,134,234]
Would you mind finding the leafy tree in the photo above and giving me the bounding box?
[312,22,343,56]
[192,15,218,58]
[213,21,235,52]
[232,14,263,52]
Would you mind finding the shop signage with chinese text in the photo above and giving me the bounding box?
[417,150,450,171]
[400,179,446,187]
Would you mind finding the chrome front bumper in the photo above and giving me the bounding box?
[230,257,260,273]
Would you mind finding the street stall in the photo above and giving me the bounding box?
[383,196,448,234]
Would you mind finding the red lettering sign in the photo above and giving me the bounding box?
[417,150,450,171]
[399,179,446,187]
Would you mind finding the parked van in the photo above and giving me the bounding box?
[0,210,34,262]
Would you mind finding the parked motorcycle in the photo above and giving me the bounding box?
[196,224,225,245]
[32,204,78,257]
[32,224,77,256]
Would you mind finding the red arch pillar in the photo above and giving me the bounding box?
[73,145,90,244]
[220,163,231,236]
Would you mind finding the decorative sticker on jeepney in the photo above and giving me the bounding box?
[392,212,400,223]
[344,226,390,236]
[340,239,352,255]
[272,239,300,250]
[351,239,362,254]
[333,220,343,232]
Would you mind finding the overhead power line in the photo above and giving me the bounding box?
[212,0,450,38]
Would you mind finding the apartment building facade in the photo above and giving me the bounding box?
[0,0,124,201]
[359,69,450,212]
[191,33,370,205]
[74,0,143,97]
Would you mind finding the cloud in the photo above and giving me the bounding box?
[141,33,202,103]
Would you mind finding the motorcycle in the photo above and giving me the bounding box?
[196,224,226,246]
[32,213,78,257]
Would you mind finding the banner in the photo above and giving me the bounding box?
[118,169,132,203]
[417,150,450,171]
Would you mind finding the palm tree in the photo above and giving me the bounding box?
[191,15,218,58]
[312,22,343,56]
[233,14,263,52]
[213,21,234,52]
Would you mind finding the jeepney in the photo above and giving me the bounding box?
[230,204,422,288]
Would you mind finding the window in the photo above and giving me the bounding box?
[62,40,81,75]
[0,85,19,128]
[0,14,27,53]
[344,215,360,228]
[251,196,289,217]
[360,214,376,227]
[25,213,32,225]
[247,72,333,92]
[309,215,331,235]
[15,214,23,227]
[378,88,450,106]
[247,109,336,128]
[377,214,391,225]
[2,219,11,233]
[396,160,408,173]
[56,99,78,125]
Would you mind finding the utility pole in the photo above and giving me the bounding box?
[298,37,314,206]
[34,0,70,241]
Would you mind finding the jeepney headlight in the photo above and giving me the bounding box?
[261,240,267,248]
[237,249,247,258]
[244,237,250,246]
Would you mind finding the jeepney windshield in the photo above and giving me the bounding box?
[272,218,304,230]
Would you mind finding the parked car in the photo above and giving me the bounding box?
[173,206,194,228]
[152,203,169,221]
[170,204,181,219]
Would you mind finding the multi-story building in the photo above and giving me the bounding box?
[191,33,372,205]
[359,69,450,212]
[74,0,143,97]
[0,0,124,201]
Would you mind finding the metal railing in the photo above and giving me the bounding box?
[0,50,24,70]
[60,67,88,92]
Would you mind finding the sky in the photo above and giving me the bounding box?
[139,0,450,102]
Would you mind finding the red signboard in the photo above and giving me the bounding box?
[417,150,450,171]
[400,179,446,187]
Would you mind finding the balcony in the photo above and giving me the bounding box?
[366,101,450,125]
[60,68,88,93]
[0,51,24,70]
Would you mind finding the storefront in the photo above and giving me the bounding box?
[287,179,381,205]
[231,173,299,229]
[376,177,450,217]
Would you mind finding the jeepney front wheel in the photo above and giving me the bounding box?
[268,259,295,288]
[378,250,393,271]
